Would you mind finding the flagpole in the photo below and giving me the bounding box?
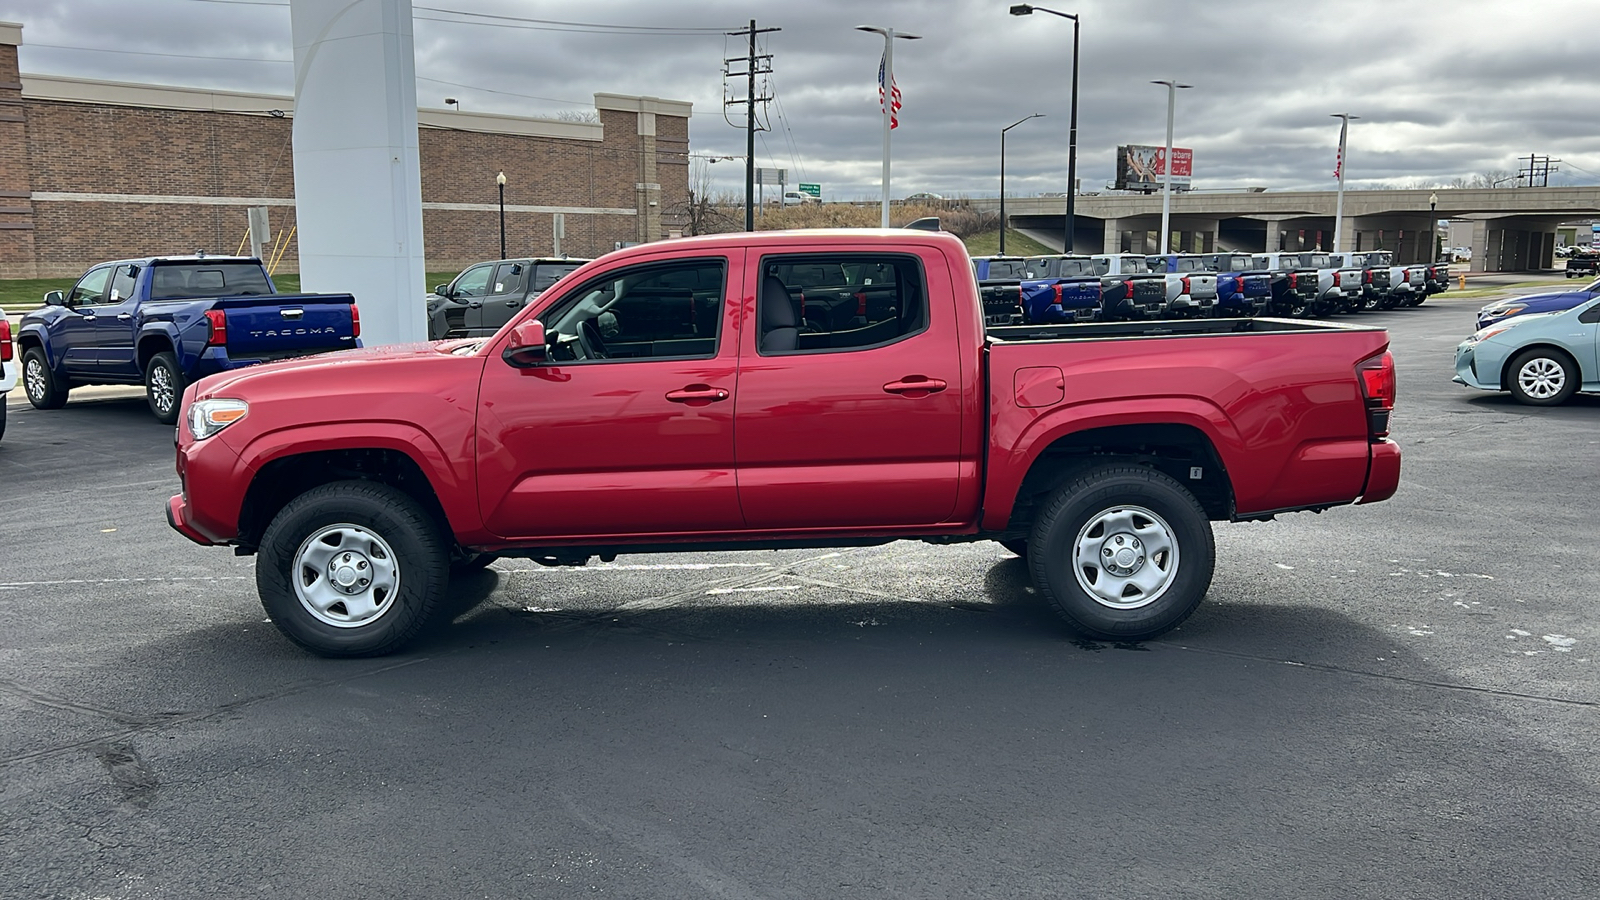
[881,29,894,228]
[1331,113,1358,252]
[858,26,920,228]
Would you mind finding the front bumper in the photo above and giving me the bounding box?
[1453,341,1500,390]
[166,494,220,545]
[0,358,16,394]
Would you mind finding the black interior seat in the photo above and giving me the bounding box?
[759,275,798,353]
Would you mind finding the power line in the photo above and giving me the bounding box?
[415,6,735,34]
[416,76,589,108]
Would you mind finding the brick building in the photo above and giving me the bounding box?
[0,22,691,279]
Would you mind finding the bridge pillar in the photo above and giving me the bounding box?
[1261,218,1283,252]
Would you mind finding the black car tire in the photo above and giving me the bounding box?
[0,399,7,441]
[257,480,449,658]
[21,347,68,410]
[144,351,185,425]
[1029,464,1214,642]
[1505,348,1579,407]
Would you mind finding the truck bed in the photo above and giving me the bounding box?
[987,316,1380,343]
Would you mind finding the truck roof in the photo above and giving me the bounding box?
[603,228,969,261]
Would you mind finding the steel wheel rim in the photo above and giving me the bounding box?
[149,364,175,414]
[23,357,46,401]
[292,524,401,628]
[1072,504,1180,610]
[1518,358,1565,399]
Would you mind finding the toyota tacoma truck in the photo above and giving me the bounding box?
[1017,255,1105,324]
[16,256,359,423]
[1197,253,1273,317]
[167,229,1402,658]
[1144,254,1220,318]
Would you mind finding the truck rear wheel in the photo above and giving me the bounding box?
[144,351,185,425]
[256,480,449,657]
[1028,464,1214,642]
[21,348,68,410]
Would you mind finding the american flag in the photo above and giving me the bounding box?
[1333,118,1347,180]
[878,51,901,129]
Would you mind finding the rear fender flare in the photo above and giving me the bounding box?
[136,324,181,372]
[230,421,480,537]
[983,397,1242,531]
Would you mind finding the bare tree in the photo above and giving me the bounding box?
[666,158,739,237]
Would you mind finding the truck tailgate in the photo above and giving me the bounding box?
[216,293,357,358]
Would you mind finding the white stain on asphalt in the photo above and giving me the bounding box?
[1543,635,1577,652]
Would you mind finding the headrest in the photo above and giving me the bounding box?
[762,275,795,329]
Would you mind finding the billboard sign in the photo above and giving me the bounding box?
[1115,145,1193,192]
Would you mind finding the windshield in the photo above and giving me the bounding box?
[149,263,273,299]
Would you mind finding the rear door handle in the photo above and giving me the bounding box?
[665,384,730,404]
[883,376,948,396]
[82,314,98,321]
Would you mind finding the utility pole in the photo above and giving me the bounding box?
[1518,153,1559,188]
[725,20,779,232]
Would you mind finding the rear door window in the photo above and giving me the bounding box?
[758,253,928,355]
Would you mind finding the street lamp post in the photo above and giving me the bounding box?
[496,171,506,260]
[1009,5,1079,251]
[1151,79,1191,255]
[1331,113,1359,252]
[1000,113,1045,255]
[1429,191,1439,262]
[445,97,460,113]
[857,25,921,228]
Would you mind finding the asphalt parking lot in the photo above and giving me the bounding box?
[2,292,1597,899]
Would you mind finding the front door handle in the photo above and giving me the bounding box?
[665,384,730,404]
[81,314,98,321]
[505,299,521,307]
[117,313,132,321]
[883,375,948,396]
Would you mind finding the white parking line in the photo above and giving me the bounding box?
[0,576,253,588]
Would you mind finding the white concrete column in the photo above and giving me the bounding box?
[1101,218,1120,255]
[290,0,426,346]
[1469,220,1489,273]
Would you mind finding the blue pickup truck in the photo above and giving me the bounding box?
[15,256,359,423]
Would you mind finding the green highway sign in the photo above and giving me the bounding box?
[798,183,821,198]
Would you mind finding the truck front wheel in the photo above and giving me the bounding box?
[21,348,68,410]
[256,480,449,657]
[144,351,185,425]
[1028,464,1214,642]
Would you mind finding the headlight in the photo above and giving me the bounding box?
[1466,324,1513,345]
[187,398,248,440]
[1483,304,1526,320]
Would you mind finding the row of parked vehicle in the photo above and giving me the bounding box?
[972,250,1451,326]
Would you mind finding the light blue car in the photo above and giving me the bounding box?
[1454,294,1600,405]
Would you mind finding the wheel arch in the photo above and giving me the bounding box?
[136,327,179,373]
[238,447,454,552]
[998,420,1235,537]
[1500,342,1581,391]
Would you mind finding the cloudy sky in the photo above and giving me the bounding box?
[9,0,1600,201]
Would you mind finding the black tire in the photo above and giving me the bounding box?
[1505,347,1579,407]
[451,552,500,574]
[144,351,185,425]
[256,480,449,657]
[0,399,7,442]
[21,347,68,410]
[1028,464,1215,641]
[997,539,1029,559]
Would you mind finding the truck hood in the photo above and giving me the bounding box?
[194,339,483,399]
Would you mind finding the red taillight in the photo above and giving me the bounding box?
[204,309,227,347]
[1357,351,1396,439]
[0,317,11,362]
[351,303,360,339]
[1181,275,1191,295]
[1051,285,1064,306]
[1364,270,1373,284]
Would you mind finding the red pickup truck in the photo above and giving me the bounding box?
[167,230,1400,658]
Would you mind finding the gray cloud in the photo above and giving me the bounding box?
[8,0,1600,200]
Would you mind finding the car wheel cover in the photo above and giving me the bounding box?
[1071,504,1180,610]
[1518,357,1565,399]
[292,523,402,628]
[23,356,47,401]
[149,363,175,414]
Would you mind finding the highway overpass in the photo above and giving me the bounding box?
[976,187,1600,271]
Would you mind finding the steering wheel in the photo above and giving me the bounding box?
[578,318,609,360]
